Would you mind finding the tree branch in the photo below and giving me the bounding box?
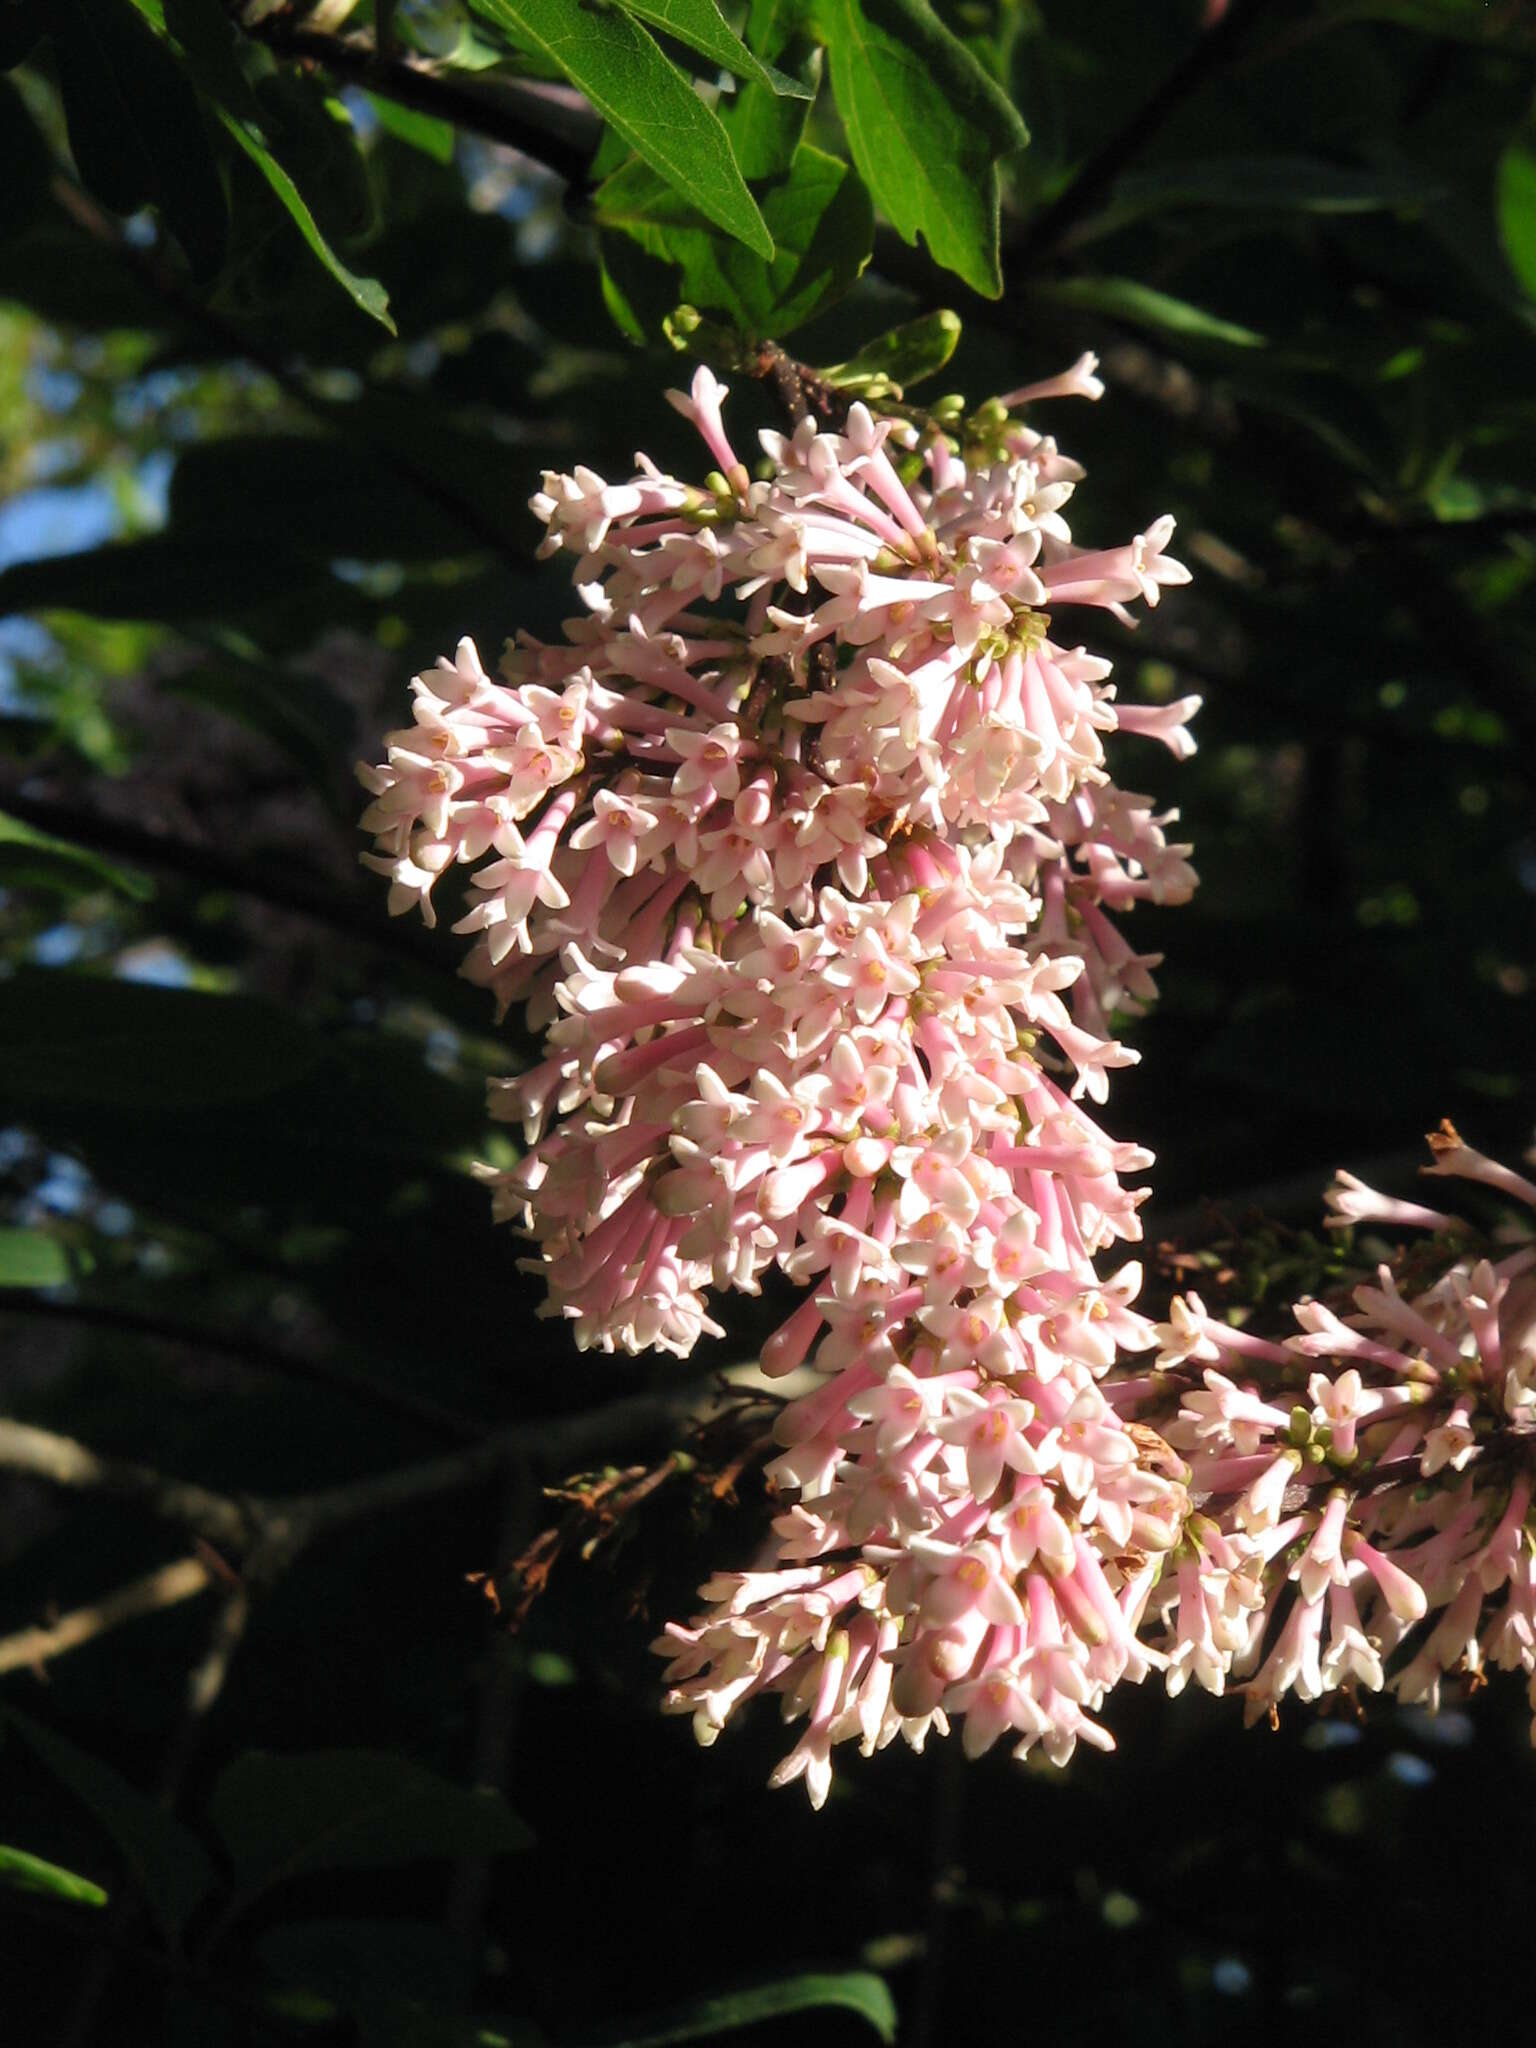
[255,20,598,189]
[0,1419,255,1552]
[0,1374,730,1575]
[0,1556,213,1678]
[1,1291,484,1443]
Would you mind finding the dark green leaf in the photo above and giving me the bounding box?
[0,1842,109,1909]
[0,535,314,624]
[1497,142,1536,299]
[364,91,457,163]
[576,1971,898,2047]
[0,1229,72,1288]
[0,806,154,901]
[258,1918,465,2010]
[210,1751,533,1908]
[614,0,810,96]
[1035,276,1266,348]
[596,142,872,337]
[131,0,394,326]
[165,434,473,562]
[160,0,266,122]
[818,308,961,395]
[812,0,1027,297]
[49,0,227,280]
[0,972,326,1110]
[216,110,395,332]
[1084,155,1447,241]
[164,647,355,802]
[468,0,773,258]
[4,1710,213,1942]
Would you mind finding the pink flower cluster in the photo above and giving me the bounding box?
[1139,1127,1536,1735]
[360,357,1204,1796]
[362,354,1536,1805]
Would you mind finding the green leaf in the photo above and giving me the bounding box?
[1080,154,1447,242]
[718,0,821,181]
[0,1842,109,1909]
[3,1710,213,1943]
[258,1919,465,2012]
[467,0,773,258]
[123,0,396,328]
[818,308,960,395]
[596,142,872,337]
[216,110,395,332]
[0,1229,72,1288]
[159,0,264,119]
[576,1971,898,2047]
[1035,276,1266,348]
[811,0,1027,297]
[614,0,810,97]
[1497,142,1536,300]
[0,807,154,901]
[210,1751,533,1911]
[49,0,228,280]
[164,433,473,561]
[0,972,326,1111]
[364,91,457,163]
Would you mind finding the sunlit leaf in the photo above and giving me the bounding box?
[596,143,872,338]
[468,0,773,258]
[0,1843,109,1909]
[364,91,457,163]
[818,308,961,395]
[0,1229,72,1288]
[718,0,821,180]
[1496,141,1536,299]
[812,0,1027,297]
[614,0,811,97]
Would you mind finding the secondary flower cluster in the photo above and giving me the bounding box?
[361,354,1536,1805]
[1138,1126,1536,1734]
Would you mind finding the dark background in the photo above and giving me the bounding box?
[1,1,1533,2042]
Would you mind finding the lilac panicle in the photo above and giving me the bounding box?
[360,355,1536,1805]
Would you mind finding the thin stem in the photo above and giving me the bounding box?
[0,1374,727,1569]
[0,1556,213,1678]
